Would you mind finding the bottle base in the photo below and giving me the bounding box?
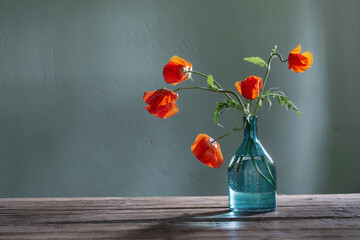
[230,206,276,214]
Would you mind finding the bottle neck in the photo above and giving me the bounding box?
[243,116,258,141]
[234,115,266,157]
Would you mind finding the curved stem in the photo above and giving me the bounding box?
[186,70,208,78]
[174,86,247,115]
[273,52,287,62]
[252,140,276,185]
[228,157,238,172]
[186,70,226,89]
[261,156,276,185]
[252,142,276,190]
[212,121,246,143]
[250,141,276,189]
[237,138,251,173]
[251,155,276,190]
[186,70,247,112]
[253,52,287,115]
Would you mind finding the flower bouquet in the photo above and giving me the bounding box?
[143,45,313,213]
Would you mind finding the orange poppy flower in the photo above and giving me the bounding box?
[163,56,192,85]
[191,134,223,168]
[234,76,263,100]
[143,89,179,119]
[288,44,313,73]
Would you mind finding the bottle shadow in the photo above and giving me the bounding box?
[120,209,268,239]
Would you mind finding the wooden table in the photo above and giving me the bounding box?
[0,194,359,239]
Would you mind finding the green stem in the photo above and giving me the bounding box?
[213,121,246,142]
[251,155,276,190]
[174,86,248,115]
[261,156,276,185]
[250,141,276,189]
[186,70,247,113]
[222,119,247,172]
[187,70,227,90]
[273,52,288,62]
[228,156,238,172]
[186,70,208,78]
[251,141,276,185]
[236,138,251,173]
[235,157,243,173]
[253,52,287,115]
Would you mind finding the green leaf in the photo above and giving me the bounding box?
[278,97,285,108]
[257,88,302,116]
[293,108,302,116]
[265,87,277,95]
[267,96,272,110]
[207,74,218,90]
[207,75,214,86]
[214,100,239,127]
[243,56,267,67]
[272,93,301,116]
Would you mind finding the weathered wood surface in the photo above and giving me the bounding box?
[0,194,359,239]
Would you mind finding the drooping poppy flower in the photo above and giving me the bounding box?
[191,134,223,168]
[234,76,263,100]
[288,44,313,73]
[163,56,192,85]
[143,89,179,119]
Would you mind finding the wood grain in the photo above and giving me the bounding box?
[0,194,359,239]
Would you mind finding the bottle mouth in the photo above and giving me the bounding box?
[243,115,258,122]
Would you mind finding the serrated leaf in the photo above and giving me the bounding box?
[243,56,267,67]
[274,90,286,97]
[272,93,301,116]
[280,98,285,108]
[214,111,223,127]
[294,108,302,116]
[263,89,301,116]
[214,100,239,127]
[265,87,277,95]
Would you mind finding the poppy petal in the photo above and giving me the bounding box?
[163,62,187,85]
[234,81,242,95]
[163,56,192,85]
[290,44,302,54]
[170,56,193,69]
[146,101,179,119]
[143,89,179,119]
[301,52,313,66]
[288,45,313,73]
[234,76,263,100]
[191,134,224,168]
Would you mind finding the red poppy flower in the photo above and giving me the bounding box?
[163,56,192,85]
[191,134,223,168]
[143,89,179,119]
[288,44,313,73]
[234,76,263,100]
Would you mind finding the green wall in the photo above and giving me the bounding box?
[0,0,359,197]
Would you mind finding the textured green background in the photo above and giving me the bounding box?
[0,0,359,197]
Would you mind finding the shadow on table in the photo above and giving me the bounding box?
[121,210,264,239]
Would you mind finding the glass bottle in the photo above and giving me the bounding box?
[228,116,276,213]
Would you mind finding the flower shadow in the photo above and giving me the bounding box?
[120,209,268,239]
[120,209,230,239]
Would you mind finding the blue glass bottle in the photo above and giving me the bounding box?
[228,116,276,213]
